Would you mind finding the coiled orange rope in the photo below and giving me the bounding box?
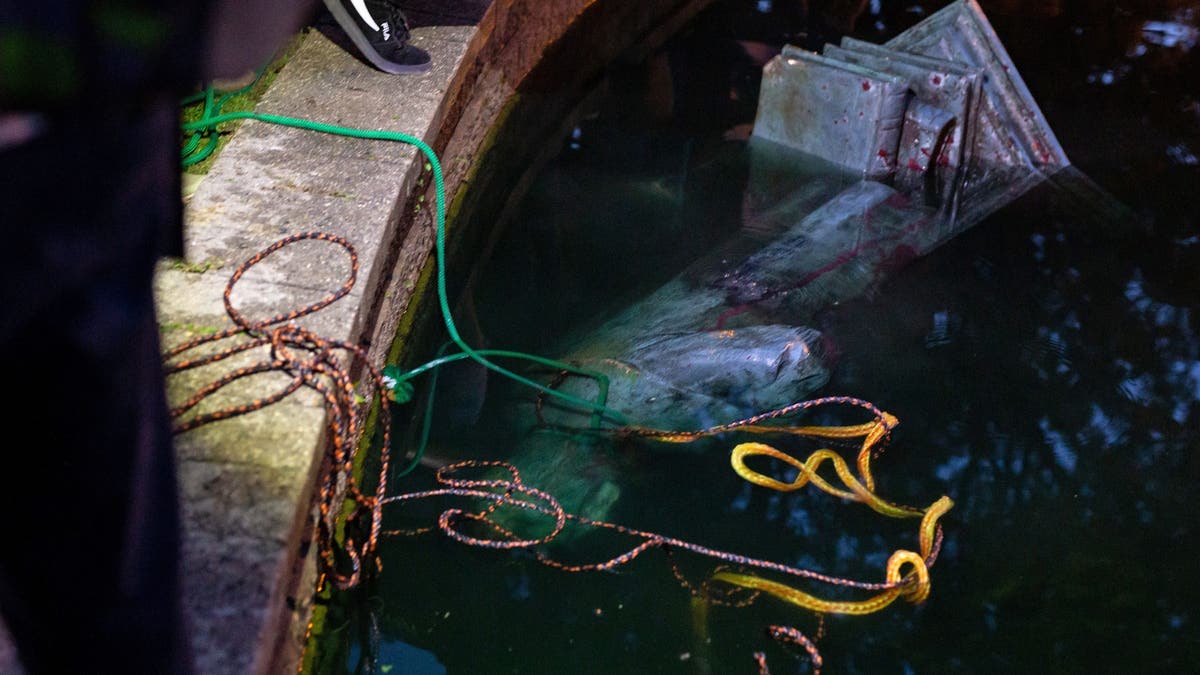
[164,232,392,590]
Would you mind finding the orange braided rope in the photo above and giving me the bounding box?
[165,232,393,590]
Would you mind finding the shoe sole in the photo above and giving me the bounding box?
[322,0,432,74]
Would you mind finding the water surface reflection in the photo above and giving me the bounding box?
[329,0,1200,672]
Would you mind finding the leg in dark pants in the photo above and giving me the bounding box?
[0,106,192,674]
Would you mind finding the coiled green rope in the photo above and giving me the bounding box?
[180,65,269,167]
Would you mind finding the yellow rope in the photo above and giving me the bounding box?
[704,405,953,618]
[731,443,924,518]
[711,496,952,614]
[630,400,953,623]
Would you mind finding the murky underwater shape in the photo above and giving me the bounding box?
[317,1,1200,672]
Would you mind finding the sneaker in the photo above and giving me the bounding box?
[322,0,432,74]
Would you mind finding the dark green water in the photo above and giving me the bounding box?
[321,1,1200,672]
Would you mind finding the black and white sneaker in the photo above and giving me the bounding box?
[322,0,432,74]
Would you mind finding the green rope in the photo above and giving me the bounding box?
[180,65,269,167]
[181,110,628,429]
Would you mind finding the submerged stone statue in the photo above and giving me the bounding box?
[536,325,830,432]
[756,0,1069,206]
[495,0,1097,535]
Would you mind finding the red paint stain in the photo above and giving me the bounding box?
[818,332,842,369]
[724,208,934,321]
[931,74,942,85]
[714,304,752,330]
[907,159,924,171]
[876,244,919,275]
[1032,141,1053,164]
[862,80,871,91]
[878,149,889,158]
[920,147,931,157]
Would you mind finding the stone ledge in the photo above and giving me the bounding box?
[158,21,479,675]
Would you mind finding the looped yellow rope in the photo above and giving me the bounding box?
[712,496,952,615]
[730,439,923,518]
[623,398,956,672]
[706,407,954,616]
